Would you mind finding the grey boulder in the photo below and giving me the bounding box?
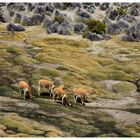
[7,23,25,32]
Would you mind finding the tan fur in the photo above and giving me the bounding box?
[52,86,72,107]
[19,81,32,100]
[72,87,95,105]
[38,79,54,96]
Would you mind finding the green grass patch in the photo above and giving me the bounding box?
[82,19,106,34]
[39,68,60,78]
[113,82,136,94]
[109,70,134,81]
[14,55,36,65]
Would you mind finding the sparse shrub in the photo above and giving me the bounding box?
[82,19,106,34]
[118,7,127,15]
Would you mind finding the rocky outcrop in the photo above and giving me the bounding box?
[58,22,71,35]
[0,3,140,40]
[33,5,45,14]
[106,20,129,35]
[50,21,60,33]
[108,9,118,20]
[53,3,63,10]
[21,15,31,26]
[7,23,25,31]
[21,14,44,26]
[117,14,136,23]
[83,3,95,13]
[26,3,35,12]
[74,22,86,34]
[77,10,91,19]
[122,22,140,42]
[85,31,111,41]
[42,16,53,28]
[99,3,109,11]
[31,14,44,25]
[129,7,139,16]
[45,3,54,13]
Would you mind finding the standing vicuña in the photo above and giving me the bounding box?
[38,79,55,96]
[52,85,72,107]
[19,81,33,100]
[72,87,96,105]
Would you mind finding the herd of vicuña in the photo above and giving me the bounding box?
[18,79,96,108]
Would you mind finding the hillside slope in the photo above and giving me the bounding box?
[0,23,139,137]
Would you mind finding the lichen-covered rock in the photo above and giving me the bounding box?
[18,3,26,11]
[6,3,25,12]
[99,3,109,11]
[106,23,121,35]
[50,21,60,33]
[33,6,45,14]
[83,3,95,13]
[122,21,140,42]
[102,17,112,25]
[102,33,111,40]
[86,32,104,41]
[7,23,25,32]
[74,22,86,34]
[54,10,67,24]
[31,14,44,25]
[117,14,136,23]
[129,7,139,16]
[63,3,81,10]
[42,16,53,28]
[122,34,134,42]
[20,15,32,26]
[45,3,54,13]
[108,9,118,20]
[131,3,140,8]
[106,20,129,35]
[118,20,129,29]
[53,3,63,9]
[46,27,52,34]
[77,10,91,19]
[21,14,44,26]
[26,3,35,12]
[58,22,71,35]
